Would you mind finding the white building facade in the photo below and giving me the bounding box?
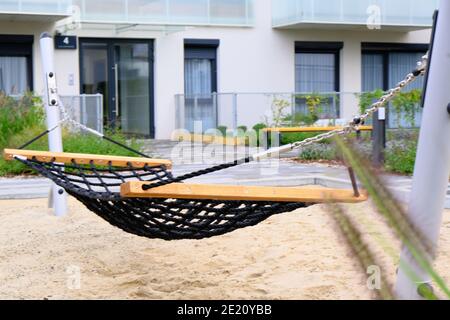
[0,0,437,138]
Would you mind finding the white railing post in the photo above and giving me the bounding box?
[395,5,450,299]
[40,32,68,217]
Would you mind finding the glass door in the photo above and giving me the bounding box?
[80,39,154,137]
[114,43,151,136]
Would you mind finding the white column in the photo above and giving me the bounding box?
[40,32,68,216]
[395,3,450,299]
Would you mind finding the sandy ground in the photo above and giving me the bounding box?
[0,197,449,300]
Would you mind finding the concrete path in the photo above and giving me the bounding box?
[1,139,450,207]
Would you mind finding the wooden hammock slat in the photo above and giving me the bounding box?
[262,126,373,133]
[121,182,368,203]
[3,149,172,169]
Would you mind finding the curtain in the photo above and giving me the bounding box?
[362,53,384,92]
[184,58,215,131]
[185,58,212,97]
[0,56,28,95]
[295,53,335,92]
[388,52,425,128]
[295,53,337,118]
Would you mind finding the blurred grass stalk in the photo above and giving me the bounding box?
[326,202,395,300]
[334,136,450,299]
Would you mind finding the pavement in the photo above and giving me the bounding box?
[1,139,450,208]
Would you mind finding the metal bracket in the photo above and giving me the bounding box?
[46,72,59,107]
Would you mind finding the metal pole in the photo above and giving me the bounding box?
[40,32,67,216]
[372,107,386,167]
[395,4,450,299]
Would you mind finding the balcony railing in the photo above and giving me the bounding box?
[175,92,422,133]
[273,0,438,30]
[71,0,253,27]
[0,0,71,15]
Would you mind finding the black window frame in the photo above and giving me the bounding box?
[362,42,429,91]
[184,39,219,94]
[295,41,343,93]
[0,35,34,93]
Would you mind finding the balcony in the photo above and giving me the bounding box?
[71,0,253,27]
[0,0,72,22]
[273,0,438,31]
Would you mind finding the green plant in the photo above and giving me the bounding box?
[281,132,325,145]
[298,144,338,161]
[0,128,143,176]
[237,125,247,133]
[385,141,417,175]
[0,92,45,149]
[283,112,318,126]
[265,95,291,127]
[252,123,267,133]
[391,89,422,128]
[359,89,385,114]
[217,125,227,136]
[0,92,144,176]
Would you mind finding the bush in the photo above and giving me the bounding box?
[217,125,227,136]
[0,92,144,176]
[0,92,44,149]
[281,132,327,145]
[298,144,338,161]
[384,140,417,175]
[282,112,318,126]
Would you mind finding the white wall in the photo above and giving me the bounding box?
[1,0,432,139]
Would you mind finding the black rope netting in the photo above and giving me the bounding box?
[16,157,311,240]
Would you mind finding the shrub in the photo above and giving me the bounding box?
[237,125,247,133]
[282,112,318,126]
[384,140,417,175]
[298,144,338,161]
[0,92,144,176]
[0,92,44,149]
[281,132,324,145]
[217,125,227,136]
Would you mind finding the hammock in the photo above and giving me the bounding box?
[4,149,366,240]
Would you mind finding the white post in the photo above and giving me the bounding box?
[40,32,68,216]
[395,3,450,299]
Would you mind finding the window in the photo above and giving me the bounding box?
[184,39,218,132]
[295,41,343,118]
[0,35,33,95]
[362,43,428,127]
[295,53,336,92]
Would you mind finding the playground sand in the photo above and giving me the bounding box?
[1,197,450,300]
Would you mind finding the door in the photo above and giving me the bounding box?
[80,39,154,137]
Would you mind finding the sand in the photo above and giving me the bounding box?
[1,197,449,300]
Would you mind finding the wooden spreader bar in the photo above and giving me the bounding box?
[121,182,368,203]
[3,149,172,169]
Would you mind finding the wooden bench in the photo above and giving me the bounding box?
[262,126,373,149]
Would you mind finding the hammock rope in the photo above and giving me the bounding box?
[15,156,308,240]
